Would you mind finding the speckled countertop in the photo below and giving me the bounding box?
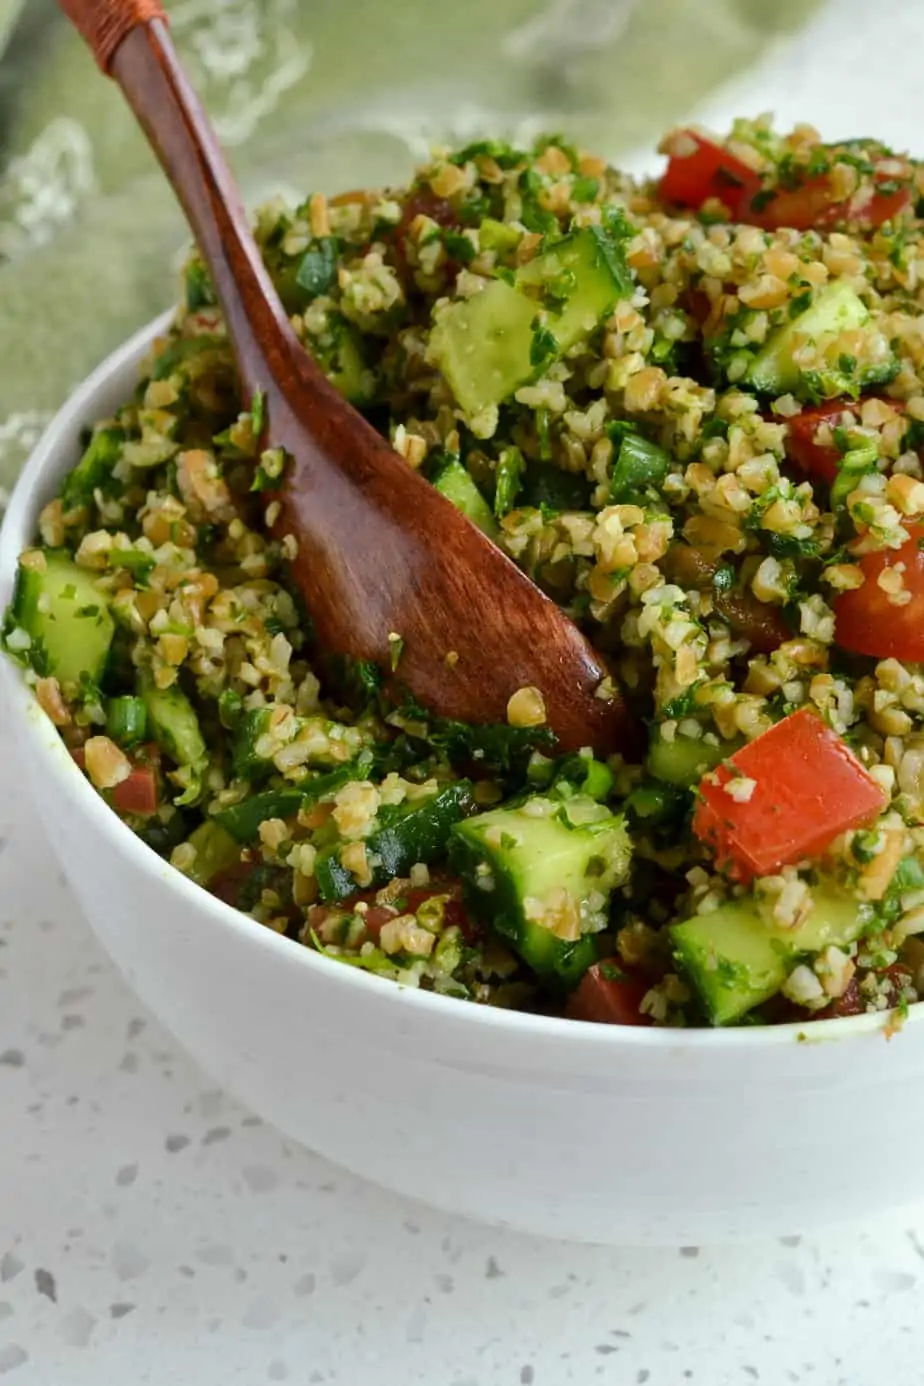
[8,2,924,1381]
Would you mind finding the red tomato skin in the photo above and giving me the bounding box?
[835,524,924,661]
[785,400,856,485]
[565,963,653,1026]
[745,179,911,232]
[307,877,477,945]
[693,708,886,882]
[210,860,256,908]
[111,768,159,816]
[659,133,760,217]
[660,131,911,232]
[785,398,906,487]
[70,748,159,816]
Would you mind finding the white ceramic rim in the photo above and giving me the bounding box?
[0,311,916,1055]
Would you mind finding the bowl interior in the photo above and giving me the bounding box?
[0,313,912,1058]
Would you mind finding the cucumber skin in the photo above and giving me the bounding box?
[429,227,631,416]
[449,796,631,989]
[139,680,207,769]
[646,733,730,788]
[61,426,125,513]
[743,280,897,398]
[431,459,498,537]
[671,885,869,1025]
[450,825,598,989]
[182,821,241,888]
[9,549,114,688]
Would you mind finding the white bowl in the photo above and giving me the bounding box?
[3,315,923,1246]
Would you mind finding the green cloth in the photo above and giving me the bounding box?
[0,0,820,489]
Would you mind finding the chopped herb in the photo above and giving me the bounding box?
[295,236,340,299]
[110,550,156,585]
[609,429,671,503]
[571,175,600,204]
[494,446,525,519]
[185,260,216,312]
[218,688,243,730]
[530,323,559,371]
[450,139,522,169]
[443,230,476,264]
[830,440,879,512]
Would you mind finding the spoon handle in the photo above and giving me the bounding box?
[59,0,300,395]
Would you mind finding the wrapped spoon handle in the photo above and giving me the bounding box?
[58,0,168,72]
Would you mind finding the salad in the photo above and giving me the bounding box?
[6,116,924,1029]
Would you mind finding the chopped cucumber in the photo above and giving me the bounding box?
[180,821,241,889]
[744,280,897,398]
[450,793,632,987]
[315,781,475,902]
[106,694,148,748]
[139,678,207,804]
[478,218,522,254]
[215,750,376,842]
[61,426,125,512]
[429,226,632,416]
[431,458,498,537]
[529,750,615,802]
[6,549,114,688]
[185,259,216,312]
[624,781,687,827]
[671,883,870,1026]
[646,732,732,788]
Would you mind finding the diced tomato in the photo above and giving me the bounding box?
[659,132,761,218]
[306,876,477,944]
[661,131,912,232]
[71,747,159,816]
[785,400,857,486]
[744,177,912,232]
[111,767,159,817]
[785,398,906,487]
[565,962,653,1026]
[210,860,258,908]
[835,522,924,661]
[693,708,886,882]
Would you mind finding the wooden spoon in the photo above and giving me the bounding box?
[59,0,636,754]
